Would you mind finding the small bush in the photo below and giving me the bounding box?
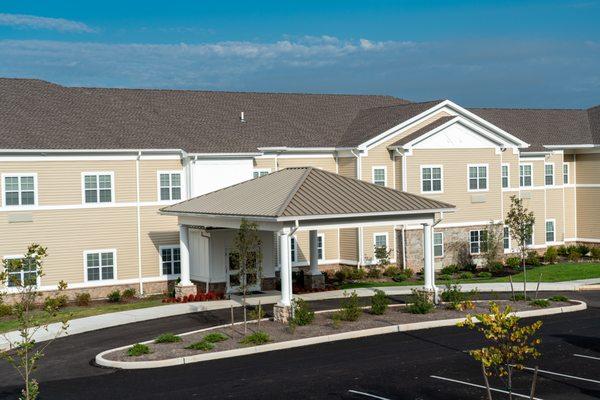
[590,247,600,261]
[155,333,182,343]
[335,291,361,321]
[441,284,465,303]
[240,331,270,346]
[290,298,315,326]
[406,289,435,314]
[544,246,558,264]
[204,332,229,343]
[383,266,401,277]
[44,295,68,311]
[577,245,591,257]
[334,269,348,282]
[75,292,91,307]
[530,299,549,308]
[512,293,532,302]
[437,274,452,281]
[392,273,407,282]
[477,271,492,279]
[107,290,121,303]
[440,265,460,275]
[186,341,214,351]
[569,251,582,262]
[549,295,569,302]
[402,268,414,279]
[526,251,541,266]
[450,300,476,311]
[127,343,150,357]
[557,245,568,257]
[248,306,266,321]
[367,267,381,279]
[122,288,136,299]
[352,268,367,280]
[0,303,13,317]
[370,289,390,315]
[488,262,504,275]
[459,271,474,279]
[506,257,521,269]
[565,245,578,256]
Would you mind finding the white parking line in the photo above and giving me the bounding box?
[348,389,392,400]
[430,375,544,400]
[574,353,600,361]
[520,366,600,384]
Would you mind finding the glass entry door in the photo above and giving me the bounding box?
[226,251,260,293]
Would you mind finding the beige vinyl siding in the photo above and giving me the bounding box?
[395,157,403,190]
[362,225,395,262]
[564,187,577,238]
[292,229,339,263]
[545,188,564,242]
[338,157,357,178]
[339,228,358,261]
[139,206,179,277]
[501,151,520,189]
[575,153,600,184]
[563,154,575,184]
[577,187,600,240]
[278,156,337,172]
[0,160,137,205]
[253,157,277,172]
[520,189,546,245]
[139,159,183,202]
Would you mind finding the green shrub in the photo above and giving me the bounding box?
[155,333,182,343]
[577,245,591,257]
[127,343,150,356]
[488,262,504,275]
[290,298,315,326]
[240,331,270,345]
[0,303,13,317]
[392,273,407,282]
[406,289,435,314]
[383,266,401,277]
[440,265,460,275]
[512,293,532,302]
[565,245,578,256]
[43,295,68,311]
[557,245,568,257]
[590,247,600,261]
[335,291,361,321]
[548,295,569,302]
[526,251,541,266]
[530,299,549,308]
[477,271,492,279]
[248,306,266,321]
[122,288,136,299]
[334,268,348,282]
[441,283,465,303]
[459,271,474,279]
[402,268,414,279]
[352,268,367,280]
[544,246,558,264]
[370,289,389,315]
[107,290,121,303]
[367,267,382,279]
[437,274,452,281]
[186,340,215,351]
[203,332,229,343]
[75,292,91,307]
[569,251,582,262]
[506,257,521,269]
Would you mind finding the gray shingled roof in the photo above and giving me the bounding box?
[388,116,456,147]
[161,167,455,219]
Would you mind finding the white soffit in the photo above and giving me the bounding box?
[411,119,504,149]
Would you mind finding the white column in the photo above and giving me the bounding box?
[278,230,292,307]
[309,230,320,275]
[179,224,192,285]
[422,223,434,291]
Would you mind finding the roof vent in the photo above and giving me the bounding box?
[240,111,245,123]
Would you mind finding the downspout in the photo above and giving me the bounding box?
[136,150,144,295]
[351,149,364,268]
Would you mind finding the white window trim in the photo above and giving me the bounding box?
[253,168,271,179]
[83,249,117,283]
[544,163,555,187]
[2,254,40,287]
[156,170,184,203]
[503,226,512,254]
[158,245,181,278]
[469,229,486,255]
[519,163,533,188]
[562,163,569,185]
[501,163,510,189]
[467,163,489,192]
[373,232,389,253]
[545,219,556,244]
[1,173,39,208]
[433,232,444,258]
[420,165,444,194]
[317,233,325,261]
[81,171,115,205]
[525,225,535,248]
[371,166,387,187]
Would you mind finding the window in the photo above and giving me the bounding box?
[372,167,386,187]
[524,224,533,247]
[160,246,181,275]
[253,169,270,179]
[545,220,555,243]
[519,164,532,187]
[374,233,388,250]
[2,174,36,206]
[158,172,182,201]
[290,237,297,263]
[469,230,488,254]
[3,256,37,287]
[317,234,324,260]
[433,232,444,257]
[83,173,113,204]
[563,163,569,184]
[501,164,510,188]
[421,166,443,193]
[544,163,554,186]
[85,250,115,281]
[468,165,488,191]
[503,226,510,251]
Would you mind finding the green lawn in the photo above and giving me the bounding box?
[340,262,600,290]
[0,297,165,333]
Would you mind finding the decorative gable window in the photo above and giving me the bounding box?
[544,163,554,186]
[2,174,36,207]
[421,166,443,193]
[563,163,569,184]
[501,164,509,188]
[519,164,532,187]
[372,167,386,187]
[158,172,182,201]
[468,164,488,191]
[83,172,113,204]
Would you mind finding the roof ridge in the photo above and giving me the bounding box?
[356,99,444,112]
[470,106,586,111]
[275,167,314,217]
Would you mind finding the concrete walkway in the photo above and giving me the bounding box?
[2,278,599,351]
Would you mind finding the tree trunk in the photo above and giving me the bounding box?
[482,363,493,400]
[508,365,514,400]
[530,366,539,400]
[522,253,527,299]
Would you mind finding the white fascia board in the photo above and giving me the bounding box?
[276,208,456,222]
[0,148,183,154]
[186,152,262,158]
[519,151,553,157]
[258,147,351,153]
[544,144,598,149]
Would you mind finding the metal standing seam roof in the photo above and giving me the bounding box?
[161,167,455,219]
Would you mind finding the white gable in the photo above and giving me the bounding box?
[412,121,502,149]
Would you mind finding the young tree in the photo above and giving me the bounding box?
[482,221,503,269]
[0,244,69,400]
[505,196,535,297]
[459,302,542,400]
[232,219,263,334]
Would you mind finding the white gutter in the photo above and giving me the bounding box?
[187,152,263,158]
[135,150,144,295]
[0,148,182,154]
[544,144,598,149]
[258,146,355,152]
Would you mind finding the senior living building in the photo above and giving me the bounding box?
[0,77,599,298]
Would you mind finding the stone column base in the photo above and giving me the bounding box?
[175,283,197,298]
[273,304,292,323]
[303,273,325,290]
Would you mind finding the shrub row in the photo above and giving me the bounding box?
[162,291,225,304]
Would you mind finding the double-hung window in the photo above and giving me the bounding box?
[4,256,38,287]
[374,233,388,251]
[544,163,554,186]
[524,224,534,247]
[421,166,443,193]
[85,250,116,281]
[290,237,297,263]
[469,230,488,254]
[158,171,182,201]
[468,164,488,191]
[2,174,36,207]
[545,220,555,243]
[563,163,569,184]
[519,164,532,187]
[253,169,270,179]
[433,232,444,257]
[501,164,510,189]
[83,173,113,204]
[161,246,181,275]
[317,234,324,260]
[503,226,510,251]
[372,167,386,187]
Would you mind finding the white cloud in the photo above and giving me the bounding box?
[0,13,95,33]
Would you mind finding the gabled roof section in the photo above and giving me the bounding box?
[388,116,456,147]
[161,167,455,220]
[587,105,600,144]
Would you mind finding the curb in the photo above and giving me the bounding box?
[95,300,587,370]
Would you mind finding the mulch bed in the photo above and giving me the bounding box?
[104,299,572,363]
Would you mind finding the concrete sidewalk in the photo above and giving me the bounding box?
[2,278,599,351]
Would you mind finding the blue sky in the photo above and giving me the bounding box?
[0,0,599,107]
